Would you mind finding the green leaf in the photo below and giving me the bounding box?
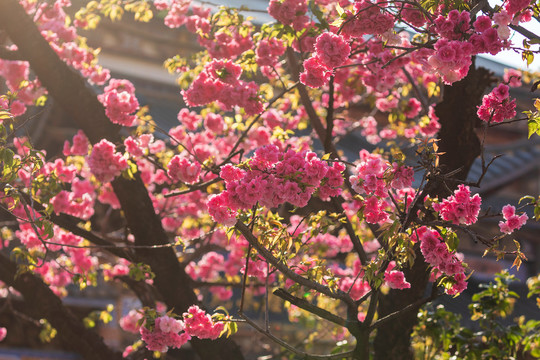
[2,148,14,168]
[445,231,459,252]
[519,195,535,204]
[528,116,540,138]
[523,51,535,66]
[335,3,344,16]
[0,110,12,120]
[330,18,345,27]
[229,321,238,336]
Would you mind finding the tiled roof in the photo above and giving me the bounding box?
[467,138,540,195]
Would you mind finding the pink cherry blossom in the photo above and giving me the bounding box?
[499,205,528,234]
[314,32,350,69]
[87,139,128,183]
[432,185,481,225]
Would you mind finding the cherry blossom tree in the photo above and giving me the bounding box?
[0,0,538,359]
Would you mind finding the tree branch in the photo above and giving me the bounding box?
[273,288,347,327]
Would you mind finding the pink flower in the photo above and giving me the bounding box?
[477,85,516,123]
[268,0,309,31]
[505,0,531,16]
[183,305,225,340]
[207,193,238,226]
[167,156,201,184]
[401,4,426,27]
[504,69,522,87]
[300,56,332,88]
[433,185,481,225]
[63,130,89,156]
[10,101,26,116]
[98,79,139,126]
[157,316,185,333]
[492,83,510,101]
[87,140,128,183]
[204,113,225,133]
[182,60,263,115]
[0,327,6,341]
[404,98,422,118]
[474,15,493,32]
[341,1,394,37]
[414,227,469,296]
[339,277,370,301]
[385,269,411,289]
[120,310,143,334]
[219,164,246,182]
[314,32,351,69]
[256,38,286,67]
[499,205,528,234]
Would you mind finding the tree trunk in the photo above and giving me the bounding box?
[0,254,124,360]
[373,63,493,359]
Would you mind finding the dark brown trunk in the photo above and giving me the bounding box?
[373,63,493,359]
[0,254,123,360]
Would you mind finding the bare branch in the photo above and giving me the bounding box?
[273,288,347,327]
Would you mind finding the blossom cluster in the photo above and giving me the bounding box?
[469,16,505,55]
[63,130,89,156]
[167,156,201,184]
[157,1,253,59]
[0,58,45,115]
[499,205,528,234]
[208,145,345,226]
[268,0,309,31]
[401,4,426,27]
[341,0,395,37]
[420,9,510,84]
[299,56,334,88]
[433,10,471,40]
[504,69,522,87]
[154,0,191,28]
[33,0,110,85]
[97,79,139,126]
[50,178,95,220]
[197,20,253,60]
[140,315,191,352]
[427,39,474,84]
[432,185,481,225]
[335,264,371,300]
[87,139,128,183]
[384,262,411,290]
[256,38,286,67]
[124,134,154,158]
[349,150,414,224]
[14,220,98,296]
[414,227,468,295]
[183,59,263,115]
[477,83,516,123]
[135,306,224,353]
[299,32,351,88]
[505,0,533,17]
